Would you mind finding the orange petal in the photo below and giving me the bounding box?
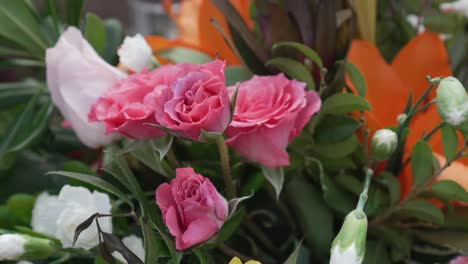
[346,40,409,132]
[391,31,452,103]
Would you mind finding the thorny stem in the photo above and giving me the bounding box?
[371,141,468,225]
[216,135,236,199]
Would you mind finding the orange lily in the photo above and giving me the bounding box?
[346,31,468,197]
[145,0,252,65]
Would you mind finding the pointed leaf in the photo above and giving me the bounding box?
[151,135,173,160]
[379,171,401,205]
[441,125,458,162]
[84,13,105,55]
[230,83,240,122]
[266,57,315,90]
[261,166,284,199]
[272,41,323,68]
[429,180,468,203]
[343,61,366,97]
[102,232,144,264]
[284,240,303,264]
[314,115,360,144]
[228,192,253,217]
[73,213,99,247]
[411,140,434,187]
[400,200,444,225]
[321,93,371,114]
[99,242,116,264]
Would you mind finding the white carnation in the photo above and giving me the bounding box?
[118,34,153,72]
[111,235,145,263]
[330,243,363,264]
[31,185,112,250]
[0,234,26,260]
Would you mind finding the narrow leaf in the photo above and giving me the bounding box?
[102,232,144,264]
[99,242,116,264]
[261,166,284,199]
[73,213,99,247]
[411,140,434,187]
[151,135,173,160]
[272,41,323,68]
[284,240,303,264]
[266,57,315,90]
[343,61,366,97]
[230,83,240,122]
[429,180,468,203]
[84,13,105,55]
[379,171,401,205]
[441,125,458,162]
[321,93,371,114]
[400,200,444,225]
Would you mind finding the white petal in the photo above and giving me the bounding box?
[58,185,94,208]
[118,34,153,72]
[46,26,124,148]
[31,192,65,236]
[330,244,363,264]
[0,234,26,260]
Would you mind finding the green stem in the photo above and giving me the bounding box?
[357,168,374,210]
[216,136,236,199]
[166,148,181,168]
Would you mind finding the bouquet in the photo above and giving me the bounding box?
[1,0,468,263]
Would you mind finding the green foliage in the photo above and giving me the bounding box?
[400,200,445,225]
[266,57,315,90]
[7,193,35,225]
[441,125,459,162]
[342,61,366,97]
[410,140,434,187]
[321,93,371,114]
[314,115,360,144]
[84,13,106,56]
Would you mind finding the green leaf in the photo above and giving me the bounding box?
[0,80,41,110]
[156,47,212,64]
[67,0,85,26]
[266,57,315,90]
[423,12,458,33]
[214,208,244,244]
[229,83,240,122]
[314,115,360,144]
[84,13,105,55]
[272,41,323,68]
[343,61,366,97]
[284,240,303,264]
[335,173,363,196]
[0,0,49,59]
[314,135,358,158]
[369,227,411,262]
[321,93,371,114]
[428,180,468,203]
[286,178,333,260]
[441,125,458,162]
[102,19,124,64]
[128,142,169,178]
[225,66,253,86]
[400,200,444,225]
[151,135,173,161]
[193,249,213,264]
[411,140,434,187]
[7,193,35,225]
[142,220,169,263]
[363,240,391,264]
[379,171,401,205]
[46,171,134,208]
[261,166,284,199]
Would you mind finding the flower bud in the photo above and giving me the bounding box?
[371,129,398,161]
[436,77,468,128]
[397,113,407,125]
[330,209,368,264]
[117,34,153,72]
[0,234,56,261]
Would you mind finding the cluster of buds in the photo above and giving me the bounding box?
[436,77,468,133]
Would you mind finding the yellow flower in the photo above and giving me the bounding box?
[229,257,261,264]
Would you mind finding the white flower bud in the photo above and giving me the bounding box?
[436,77,468,129]
[117,34,153,72]
[330,209,368,264]
[0,234,56,261]
[112,235,145,263]
[397,113,407,125]
[371,129,398,161]
[440,0,468,18]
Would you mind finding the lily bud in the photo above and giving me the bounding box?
[371,129,398,161]
[0,234,56,261]
[330,209,368,264]
[117,34,153,72]
[436,77,468,128]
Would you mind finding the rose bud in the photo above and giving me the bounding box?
[371,129,398,161]
[156,167,228,250]
[46,27,124,147]
[330,209,368,264]
[225,74,321,168]
[436,77,468,130]
[118,34,153,73]
[0,234,56,261]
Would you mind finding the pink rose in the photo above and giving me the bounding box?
[88,70,167,139]
[451,256,468,264]
[147,59,230,140]
[155,167,228,251]
[225,74,321,168]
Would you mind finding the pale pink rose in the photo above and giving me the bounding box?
[451,256,468,264]
[88,70,167,139]
[155,167,228,251]
[147,59,230,140]
[225,74,321,168]
[46,27,124,148]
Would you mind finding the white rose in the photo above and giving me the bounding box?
[0,234,26,260]
[31,185,112,250]
[441,0,468,18]
[117,34,153,72]
[46,26,124,148]
[111,235,145,263]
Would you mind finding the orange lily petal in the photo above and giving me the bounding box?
[144,35,208,64]
[391,31,452,102]
[347,40,409,132]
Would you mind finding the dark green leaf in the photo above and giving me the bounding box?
[225,66,253,86]
[314,115,360,144]
[266,57,315,90]
[73,213,99,247]
[321,93,371,114]
[214,208,244,244]
[142,219,170,261]
[423,13,458,33]
[429,180,468,203]
[272,41,323,68]
[441,125,458,162]
[335,173,363,196]
[411,140,434,187]
[102,19,124,64]
[286,178,333,260]
[102,232,144,264]
[156,47,212,64]
[67,0,85,26]
[343,61,366,97]
[400,200,444,225]
[6,193,35,225]
[363,240,391,264]
[314,135,358,158]
[284,240,303,264]
[379,171,401,205]
[0,80,41,110]
[84,13,105,55]
[46,171,134,208]
[98,242,116,264]
[128,142,169,178]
